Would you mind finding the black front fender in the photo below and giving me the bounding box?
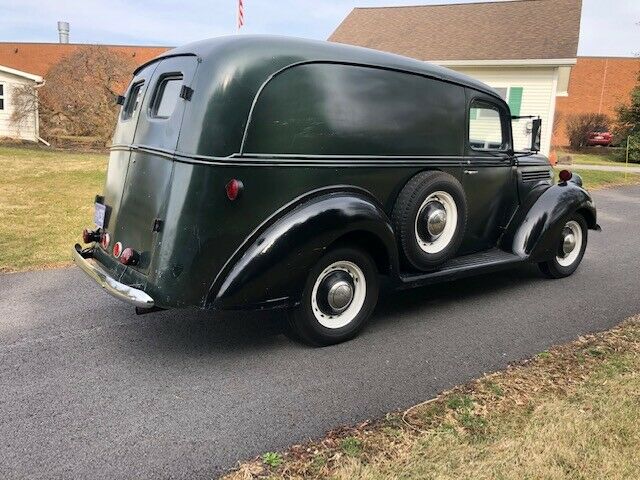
[207,189,398,310]
[501,181,599,262]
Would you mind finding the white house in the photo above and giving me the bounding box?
[0,64,43,141]
[329,0,582,156]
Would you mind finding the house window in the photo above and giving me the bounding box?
[477,87,522,117]
[0,84,4,110]
[494,87,508,101]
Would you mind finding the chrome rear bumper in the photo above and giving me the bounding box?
[72,244,155,309]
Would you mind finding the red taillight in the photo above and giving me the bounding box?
[113,242,122,258]
[225,179,243,201]
[119,247,139,266]
[559,169,573,182]
[101,232,110,249]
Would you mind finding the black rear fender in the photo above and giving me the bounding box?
[207,190,398,310]
[501,181,598,262]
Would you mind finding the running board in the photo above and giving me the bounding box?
[398,248,526,289]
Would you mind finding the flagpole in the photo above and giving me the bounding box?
[237,0,244,33]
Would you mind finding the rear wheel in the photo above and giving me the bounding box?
[288,247,379,346]
[538,214,588,279]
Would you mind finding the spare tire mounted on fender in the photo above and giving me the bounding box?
[392,171,467,271]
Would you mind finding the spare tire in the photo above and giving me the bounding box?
[392,171,467,271]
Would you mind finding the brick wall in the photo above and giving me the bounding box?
[553,57,640,146]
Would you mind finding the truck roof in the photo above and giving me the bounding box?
[136,34,500,99]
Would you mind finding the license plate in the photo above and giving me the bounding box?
[94,202,106,228]
[595,136,603,140]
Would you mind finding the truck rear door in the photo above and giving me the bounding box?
[102,55,199,274]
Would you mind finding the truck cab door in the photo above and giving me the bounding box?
[461,90,518,252]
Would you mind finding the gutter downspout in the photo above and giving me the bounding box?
[598,59,608,115]
[33,79,50,146]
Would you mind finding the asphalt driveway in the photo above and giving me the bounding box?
[1,185,639,479]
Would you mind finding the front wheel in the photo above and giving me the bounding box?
[288,247,379,347]
[538,214,588,279]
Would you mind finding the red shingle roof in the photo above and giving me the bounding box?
[0,42,171,77]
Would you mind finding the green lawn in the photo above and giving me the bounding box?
[557,148,630,166]
[554,168,640,190]
[0,145,107,272]
[226,317,640,479]
[0,144,638,273]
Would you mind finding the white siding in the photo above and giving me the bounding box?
[0,70,38,142]
[444,66,558,156]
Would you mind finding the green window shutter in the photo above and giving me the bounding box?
[508,87,523,116]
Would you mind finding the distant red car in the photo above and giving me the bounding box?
[586,129,613,147]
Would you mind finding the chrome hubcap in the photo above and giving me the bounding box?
[556,220,583,267]
[562,231,577,255]
[414,191,458,254]
[427,208,447,238]
[327,281,354,312]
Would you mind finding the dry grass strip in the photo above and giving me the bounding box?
[224,316,640,479]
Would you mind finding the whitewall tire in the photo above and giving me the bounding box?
[289,247,379,346]
[539,214,588,279]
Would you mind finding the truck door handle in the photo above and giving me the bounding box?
[464,170,479,175]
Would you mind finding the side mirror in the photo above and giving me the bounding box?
[531,118,542,152]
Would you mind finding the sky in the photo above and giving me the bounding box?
[1,0,639,57]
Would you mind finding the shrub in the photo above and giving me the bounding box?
[616,73,640,162]
[622,134,640,163]
[565,113,611,149]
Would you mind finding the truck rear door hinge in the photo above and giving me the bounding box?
[179,85,194,101]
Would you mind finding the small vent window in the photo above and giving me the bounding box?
[0,83,4,110]
[150,75,183,119]
[123,81,144,120]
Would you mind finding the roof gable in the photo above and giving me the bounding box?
[329,0,582,61]
[0,64,43,82]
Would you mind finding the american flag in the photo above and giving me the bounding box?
[238,0,244,30]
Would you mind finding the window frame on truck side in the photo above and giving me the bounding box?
[122,80,145,121]
[467,97,512,153]
[148,73,184,119]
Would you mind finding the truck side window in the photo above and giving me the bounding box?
[469,101,506,151]
[150,75,183,119]
[122,81,144,120]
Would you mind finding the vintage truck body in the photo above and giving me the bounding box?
[74,35,599,345]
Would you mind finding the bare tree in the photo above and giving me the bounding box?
[13,45,137,146]
[565,113,611,149]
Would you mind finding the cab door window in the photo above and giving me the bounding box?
[469,101,507,151]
